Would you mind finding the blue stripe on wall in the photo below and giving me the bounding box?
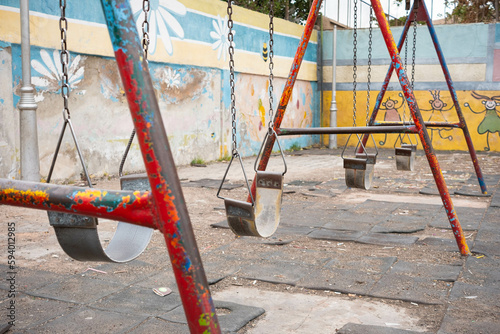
[1,1,316,62]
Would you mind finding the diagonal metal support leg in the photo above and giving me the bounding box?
[370,0,470,256]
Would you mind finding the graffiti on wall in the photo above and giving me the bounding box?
[333,90,500,152]
[464,92,500,151]
[420,90,454,142]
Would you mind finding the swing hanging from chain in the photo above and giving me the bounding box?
[395,2,419,171]
[217,0,286,238]
[46,0,153,263]
[341,1,378,190]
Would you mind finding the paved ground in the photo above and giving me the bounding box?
[0,148,499,333]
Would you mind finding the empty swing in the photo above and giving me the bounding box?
[342,1,378,190]
[47,1,153,262]
[217,0,286,238]
[395,9,419,171]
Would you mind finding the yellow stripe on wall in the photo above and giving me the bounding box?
[0,7,316,81]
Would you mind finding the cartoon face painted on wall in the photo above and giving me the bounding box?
[464,91,500,151]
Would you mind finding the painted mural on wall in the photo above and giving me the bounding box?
[464,92,500,152]
[333,90,499,152]
[0,0,318,180]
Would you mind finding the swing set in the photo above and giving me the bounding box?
[0,0,487,333]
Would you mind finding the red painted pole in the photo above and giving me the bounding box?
[100,1,219,332]
[248,0,323,201]
[371,0,470,256]
[0,179,156,228]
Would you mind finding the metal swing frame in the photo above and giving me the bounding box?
[0,0,483,332]
[252,0,480,257]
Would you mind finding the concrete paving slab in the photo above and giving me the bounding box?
[0,266,67,292]
[308,229,365,242]
[449,281,500,307]
[239,260,315,286]
[296,257,396,295]
[10,293,78,330]
[259,249,331,267]
[297,267,382,295]
[126,317,190,334]
[371,217,427,234]
[213,286,427,333]
[161,300,264,333]
[357,233,419,246]
[369,274,452,305]
[27,275,126,304]
[26,307,147,333]
[388,261,461,282]
[462,256,500,286]
[416,237,461,253]
[182,178,242,190]
[78,260,161,286]
[352,200,401,215]
[438,301,500,334]
[201,256,242,284]
[472,240,500,257]
[91,286,182,316]
[429,206,484,230]
[337,322,430,334]
[132,268,178,290]
[490,190,500,208]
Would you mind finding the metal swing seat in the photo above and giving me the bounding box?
[343,152,377,190]
[395,142,417,171]
[218,131,287,238]
[46,117,154,262]
[47,3,153,262]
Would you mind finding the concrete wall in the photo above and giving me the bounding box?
[0,0,319,180]
[321,22,500,152]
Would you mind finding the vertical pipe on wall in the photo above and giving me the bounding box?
[19,0,40,181]
[329,25,338,149]
[99,1,219,332]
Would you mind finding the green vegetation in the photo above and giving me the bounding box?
[190,157,206,166]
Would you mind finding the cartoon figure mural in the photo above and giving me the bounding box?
[464,91,500,151]
[377,94,404,145]
[421,90,454,142]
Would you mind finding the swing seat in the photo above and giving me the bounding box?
[344,154,376,190]
[48,173,154,262]
[395,144,417,171]
[225,171,283,237]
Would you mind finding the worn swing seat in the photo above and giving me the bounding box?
[395,144,417,171]
[225,171,283,237]
[344,153,376,190]
[49,173,154,262]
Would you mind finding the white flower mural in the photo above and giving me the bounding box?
[132,0,186,56]
[162,67,181,89]
[31,49,85,100]
[210,15,233,61]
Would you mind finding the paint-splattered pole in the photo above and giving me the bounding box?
[370,0,470,256]
[100,1,219,332]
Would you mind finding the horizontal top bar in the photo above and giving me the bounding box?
[276,125,418,136]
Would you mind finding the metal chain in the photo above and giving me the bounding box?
[402,21,408,125]
[365,6,373,126]
[411,9,417,91]
[267,1,275,133]
[142,0,150,61]
[228,2,237,155]
[352,0,358,127]
[59,0,70,120]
